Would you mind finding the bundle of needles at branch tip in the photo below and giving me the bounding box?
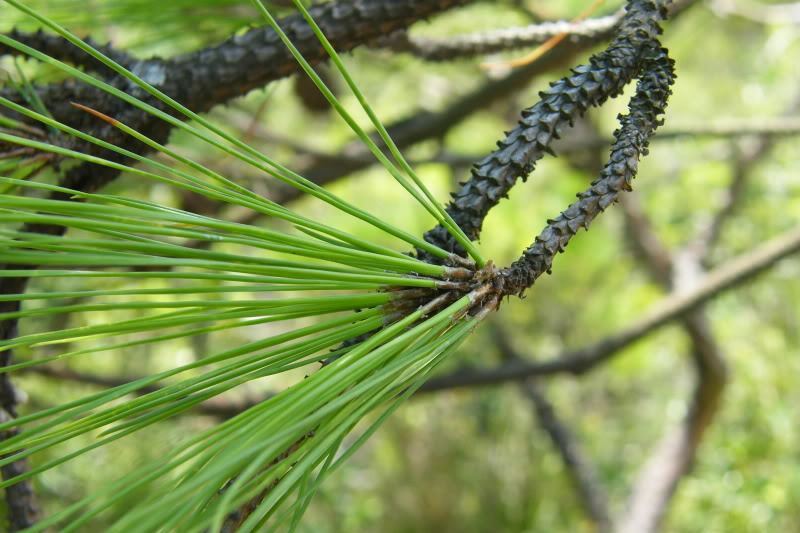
[0,0,675,530]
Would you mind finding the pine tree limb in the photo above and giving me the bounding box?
[376,9,624,61]
[423,0,674,257]
[497,42,675,295]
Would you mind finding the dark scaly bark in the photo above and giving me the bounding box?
[299,16,621,187]
[423,0,670,257]
[499,43,675,295]
[169,0,472,113]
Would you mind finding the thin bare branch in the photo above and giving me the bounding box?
[377,9,624,61]
[691,100,800,260]
[421,227,800,391]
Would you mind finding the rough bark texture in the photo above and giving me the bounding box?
[377,10,624,61]
[499,43,675,295]
[2,0,473,193]
[423,0,672,258]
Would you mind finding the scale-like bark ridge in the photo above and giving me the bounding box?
[3,0,472,133]
[423,0,669,256]
[500,45,675,295]
[171,0,472,112]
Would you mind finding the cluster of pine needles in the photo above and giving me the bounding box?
[0,0,505,530]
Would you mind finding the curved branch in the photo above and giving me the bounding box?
[498,42,675,295]
[423,0,674,256]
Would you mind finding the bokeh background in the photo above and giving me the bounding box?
[2,1,799,531]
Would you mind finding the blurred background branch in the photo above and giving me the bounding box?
[3,0,800,530]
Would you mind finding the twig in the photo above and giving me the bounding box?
[377,9,624,61]
[489,0,609,70]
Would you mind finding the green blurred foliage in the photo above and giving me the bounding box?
[2,1,800,531]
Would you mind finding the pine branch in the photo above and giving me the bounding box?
[422,0,676,257]
[376,9,624,61]
[497,43,675,295]
[0,1,473,527]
